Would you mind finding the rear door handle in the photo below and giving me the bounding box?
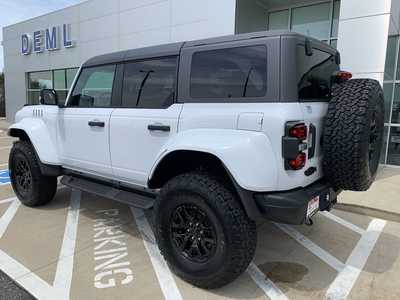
[88,120,105,127]
[147,124,170,132]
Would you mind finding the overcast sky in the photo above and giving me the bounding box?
[0,0,82,72]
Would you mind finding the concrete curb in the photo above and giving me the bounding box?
[335,202,400,223]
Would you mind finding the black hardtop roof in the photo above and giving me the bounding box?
[82,31,326,68]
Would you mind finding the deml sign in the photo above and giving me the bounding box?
[21,24,75,55]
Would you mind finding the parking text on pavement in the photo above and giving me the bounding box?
[93,209,134,289]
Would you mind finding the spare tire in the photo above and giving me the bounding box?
[322,79,384,191]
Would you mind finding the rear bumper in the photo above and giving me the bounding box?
[253,180,338,225]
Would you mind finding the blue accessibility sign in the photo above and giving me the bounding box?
[0,169,11,185]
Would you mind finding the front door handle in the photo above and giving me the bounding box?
[88,120,105,127]
[148,124,170,132]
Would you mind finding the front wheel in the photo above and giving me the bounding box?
[154,172,257,289]
[9,141,57,207]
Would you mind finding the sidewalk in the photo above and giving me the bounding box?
[0,118,9,132]
[338,166,400,221]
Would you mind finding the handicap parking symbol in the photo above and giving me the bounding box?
[0,169,11,185]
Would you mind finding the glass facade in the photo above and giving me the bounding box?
[267,1,399,166]
[27,68,79,105]
[382,36,400,166]
[267,0,340,47]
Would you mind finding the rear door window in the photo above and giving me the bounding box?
[297,46,339,100]
[122,57,177,108]
[190,45,267,99]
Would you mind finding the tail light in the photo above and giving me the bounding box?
[289,123,307,140]
[282,122,308,170]
[288,153,306,170]
[334,70,352,83]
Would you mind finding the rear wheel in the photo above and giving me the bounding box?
[154,172,256,289]
[9,141,57,206]
[322,79,384,191]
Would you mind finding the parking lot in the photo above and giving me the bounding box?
[0,130,400,300]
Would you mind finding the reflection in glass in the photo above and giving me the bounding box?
[383,83,393,123]
[190,46,268,99]
[66,68,79,88]
[28,71,52,89]
[55,91,68,103]
[53,70,66,90]
[70,65,116,107]
[392,84,400,124]
[330,39,337,49]
[380,126,389,164]
[27,91,41,105]
[268,10,289,30]
[331,1,340,38]
[388,126,400,165]
[385,36,397,81]
[291,3,330,40]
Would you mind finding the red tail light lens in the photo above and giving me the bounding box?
[288,153,306,170]
[336,70,352,81]
[289,123,307,140]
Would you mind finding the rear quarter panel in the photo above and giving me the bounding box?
[177,102,323,192]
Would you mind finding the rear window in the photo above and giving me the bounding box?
[190,45,267,99]
[122,57,177,109]
[297,46,339,101]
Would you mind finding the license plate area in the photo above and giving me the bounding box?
[307,196,320,218]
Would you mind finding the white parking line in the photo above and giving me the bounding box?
[0,249,63,300]
[321,211,365,235]
[326,218,386,300]
[53,189,81,297]
[131,207,183,300]
[247,262,289,300]
[0,197,16,205]
[275,223,345,272]
[0,200,21,239]
[0,188,80,300]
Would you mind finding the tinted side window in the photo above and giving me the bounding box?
[297,46,339,100]
[69,65,116,107]
[122,57,177,108]
[190,46,267,99]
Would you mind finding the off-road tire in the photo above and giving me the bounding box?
[154,172,257,289]
[322,79,384,191]
[9,141,57,206]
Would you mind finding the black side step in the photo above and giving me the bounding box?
[61,175,155,209]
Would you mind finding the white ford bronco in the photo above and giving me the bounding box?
[8,31,384,288]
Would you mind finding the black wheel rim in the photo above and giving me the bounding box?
[368,109,379,166]
[170,204,217,263]
[14,156,32,194]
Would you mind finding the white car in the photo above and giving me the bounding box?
[8,31,384,289]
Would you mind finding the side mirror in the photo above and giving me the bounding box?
[40,89,58,105]
[39,89,64,107]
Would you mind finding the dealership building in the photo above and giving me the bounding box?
[1,0,400,166]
